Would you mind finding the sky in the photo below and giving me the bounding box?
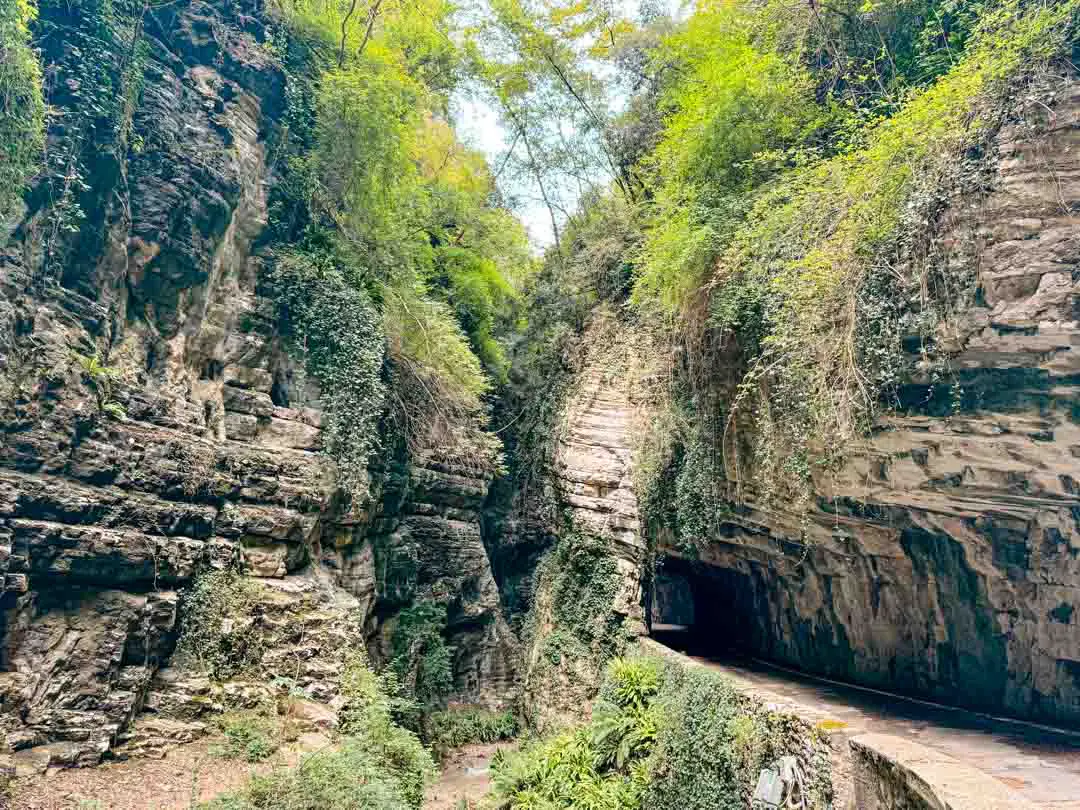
[452,94,560,249]
[450,0,688,251]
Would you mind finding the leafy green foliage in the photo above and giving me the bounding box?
[390,602,455,713]
[632,0,829,313]
[73,351,126,421]
[489,654,832,810]
[215,713,280,763]
[0,0,45,219]
[174,570,264,682]
[534,530,627,670]
[702,0,1080,511]
[267,253,385,499]
[264,0,532,471]
[423,706,518,759]
[204,654,436,810]
[608,0,1080,543]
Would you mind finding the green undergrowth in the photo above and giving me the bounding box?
[201,654,437,810]
[423,706,518,760]
[213,712,282,763]
[489,653,832,810]
[173,569,265,682]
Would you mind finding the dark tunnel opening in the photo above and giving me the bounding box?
[648,554,764,660]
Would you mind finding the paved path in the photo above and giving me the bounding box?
[648,632,1080,808]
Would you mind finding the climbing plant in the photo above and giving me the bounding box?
[0,0,45,220]
[266,252,386,500]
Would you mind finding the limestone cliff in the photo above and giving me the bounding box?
[653,80,1080,727]
[0,0,513,770]
[512,313,658,728]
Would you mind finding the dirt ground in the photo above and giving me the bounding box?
[8,733,329,810]
[7,736,511,810]
[423,742,514,810]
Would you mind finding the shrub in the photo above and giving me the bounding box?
[173,569,264,681]
[423,706,518,759]
[488,727,643,810]
[200,739,417,810]
[203,654,436,810]
[214,713,281,763]
[488,654,832,810]
[643,662,832,810]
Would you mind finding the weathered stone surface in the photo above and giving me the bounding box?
[0,0,519,768]
[553,315,651,628]
[654,81,1080,726]
[850,734,1037,810]
[359,451,520,706]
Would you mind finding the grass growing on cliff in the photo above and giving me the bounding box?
[174,569,265,681]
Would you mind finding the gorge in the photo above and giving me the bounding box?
[2,0,1080,807]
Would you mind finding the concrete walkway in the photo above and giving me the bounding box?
[646,634,1080,808]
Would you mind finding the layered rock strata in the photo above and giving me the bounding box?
[658,78,1080,726]
[554,318,649,629]
[0,0,513,769]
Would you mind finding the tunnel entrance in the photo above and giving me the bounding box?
[648,554,763,660]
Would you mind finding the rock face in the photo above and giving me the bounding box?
[657,80,1080,726]
[553,316,649,630]
[514,314,654,728]
[0,0,513,768]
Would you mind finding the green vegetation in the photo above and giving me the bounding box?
[489,654,832,809]
[203,654,436,810]
[482,0,1080,554]
[423,706,518,759]
[174,569,264,681]
[0,0,45,219]
[258,0,535,496]
[698,0,1080,513]
[31,0,149,280]
[267,255,385,497]
[214,712,281,763]
[390,601,455,716]
[533,530,628,671]
[73,351,126,421]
